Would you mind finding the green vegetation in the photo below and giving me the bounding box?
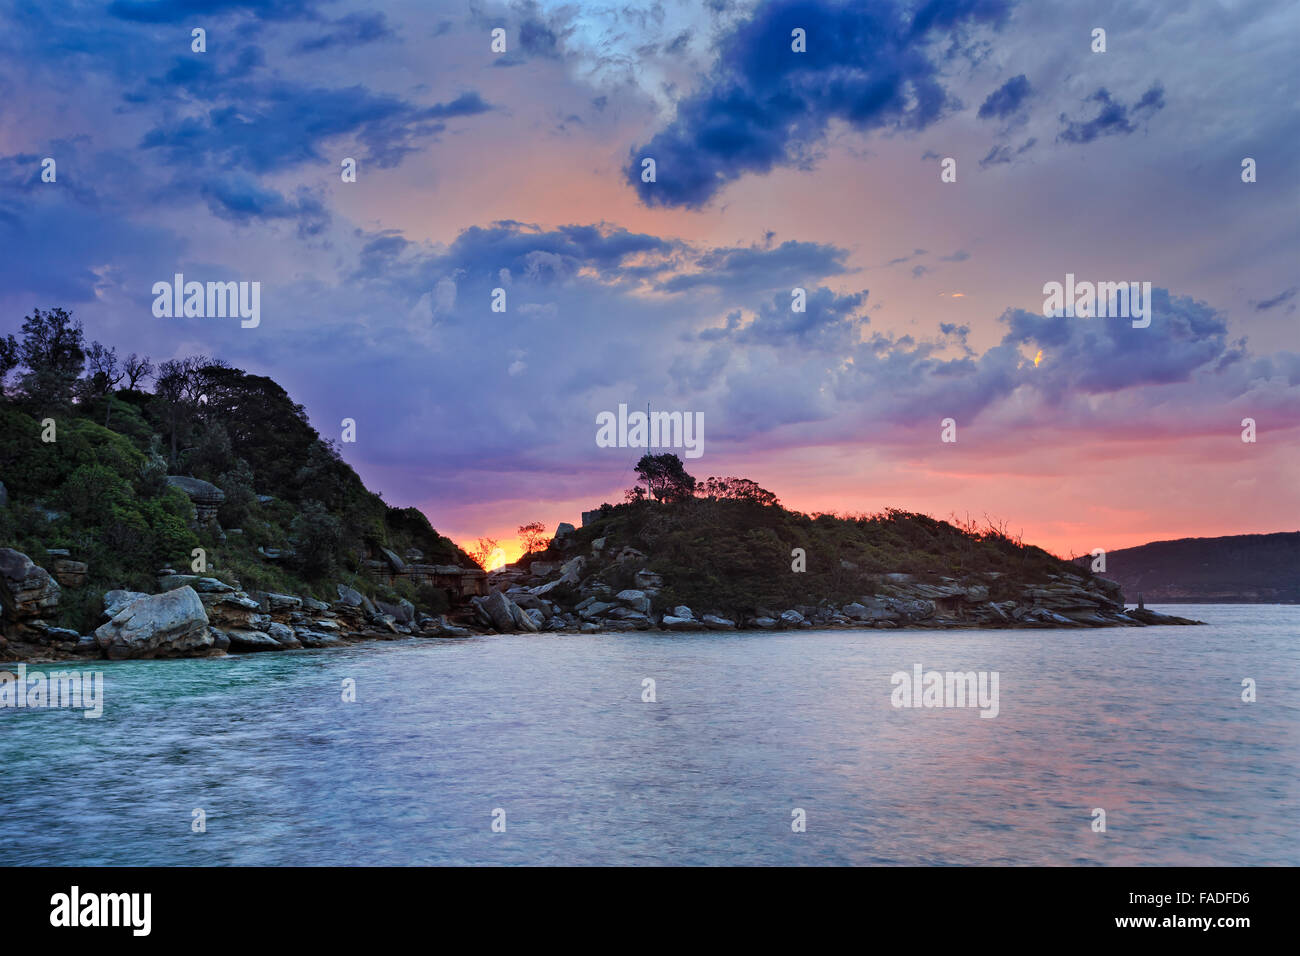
[541,454,1098,620]
[0,308,471,633]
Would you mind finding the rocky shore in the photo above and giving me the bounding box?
[473,546,1204,634]
[0,539,1203,664]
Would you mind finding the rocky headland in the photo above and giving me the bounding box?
[1,528,1202,664]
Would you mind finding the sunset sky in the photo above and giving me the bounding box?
[1,0,1296,563]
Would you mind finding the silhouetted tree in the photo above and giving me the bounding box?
[17,307,85,410]
[632,453,696,503]
[123,353,154,391]
[518,521,547,555]
[81,341,125,427]
[0,334,18,397]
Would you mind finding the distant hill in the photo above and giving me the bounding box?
[1072,533,1300,603]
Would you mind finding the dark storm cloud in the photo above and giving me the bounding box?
[627,0,1013,208]
[977,73,1031,119]
[1057,84,1165,144]
[293,12,394,53]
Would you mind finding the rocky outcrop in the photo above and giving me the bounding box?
[477,543,1205,634]
[470,590,538,633]
[93,586,217,660]
[0,549,61,622]
[165,475,226,522]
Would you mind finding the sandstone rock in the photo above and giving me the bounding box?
[779,609,806,627]
[50,558,88,588]
[591,537,606,552]
[529,561,561,577]
[614,589,651,614]
[103,589,150,618]
[634,569,664,589]
[752,616,779,629]
[702,614,736,630]
[672,605,694,620]
[661,615,696,630]
[223,629,282,651]
[558,555,586,585]
[93,587,215,660]
[158,574,235,594]
[165,475,225,522]
[579,601,617,620]
[0,549,60,622]
[471,590,536,633]
[509,599,539,632]
[200,595,261,632]
[266,622,301,648]
[336,585,376,617]
[530,578,567,597]
[553,522,576,541]
[375,598,415,625]
[294,628,344,648]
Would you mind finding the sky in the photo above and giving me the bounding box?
[1,0,1296,564]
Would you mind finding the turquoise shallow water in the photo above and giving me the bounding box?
[2,604,1296,865]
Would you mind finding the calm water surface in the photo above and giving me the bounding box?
[2,604,1296,865]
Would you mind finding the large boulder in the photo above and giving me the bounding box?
[265,621,302,649]
[614,589,651,614]
[0,549,60,622]
[471,590,537,632]
[221,628,282,651]
[44,551,89,588]
[661,615,697,630]
[335,584,377,618]
[375,598,416,626]
[93,586,216,660]
[103,589,150,618]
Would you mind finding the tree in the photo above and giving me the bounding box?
[697,476,781,508]
[123,353,154,391]
[632,453,696,503]
[0,334,18,398]
[290,499,344,578]
[155,357,202,468]
[469,537,500,569]
[518,521,547,555]
[17,307,85,410]
[81,341,125,427]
